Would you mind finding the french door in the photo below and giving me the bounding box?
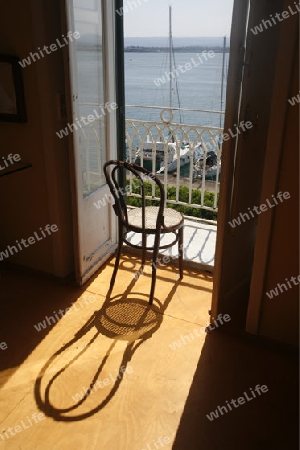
[65,0,118,284]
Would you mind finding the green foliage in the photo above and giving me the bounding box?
[125,180,218,221]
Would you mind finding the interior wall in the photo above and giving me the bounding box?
[258,46,299,346]
[0,0,73,277]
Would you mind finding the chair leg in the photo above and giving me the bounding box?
[149,232,160,305]
[141,230,146,268]
[178,227,183,279]
[110,225,123,291]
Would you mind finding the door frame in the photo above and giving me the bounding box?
[211,0,250,321]
[115,0,126,166]
[212,0,297,334]
[245,0,298,334]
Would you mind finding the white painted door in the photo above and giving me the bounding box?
[66,0,117,284]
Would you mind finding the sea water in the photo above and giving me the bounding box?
[77,50,228,178]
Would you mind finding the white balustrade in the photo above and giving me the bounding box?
[77,103,223,222]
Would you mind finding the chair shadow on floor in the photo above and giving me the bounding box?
[34,260,182,422]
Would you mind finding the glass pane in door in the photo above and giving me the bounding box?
[74,0,106,197]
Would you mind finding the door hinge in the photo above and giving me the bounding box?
[238,46,251,82]
[58,92,67,120]
[237,46,245,82]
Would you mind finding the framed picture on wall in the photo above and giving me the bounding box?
[0,54,27,122]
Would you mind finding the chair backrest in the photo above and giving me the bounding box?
[103,160,165,230]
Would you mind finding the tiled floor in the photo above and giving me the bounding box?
[127,218,217,270]
[0,257,298,450]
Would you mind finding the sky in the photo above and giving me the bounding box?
[122,0,235,37]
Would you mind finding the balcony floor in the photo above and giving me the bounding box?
[0,260,297,449]
[126,218,217,271]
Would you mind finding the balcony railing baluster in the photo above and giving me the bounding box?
[77,103,223,222]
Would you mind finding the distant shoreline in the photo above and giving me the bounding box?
[124,46,230,53]
[75,45,230,53]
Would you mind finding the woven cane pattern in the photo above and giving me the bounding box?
[127,206,183,230]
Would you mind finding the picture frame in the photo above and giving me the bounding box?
[0,54,27,122]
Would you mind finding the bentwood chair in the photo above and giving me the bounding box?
[103,160,184,305]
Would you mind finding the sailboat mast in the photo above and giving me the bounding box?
[169,5,173,109]
[220,36,226,127]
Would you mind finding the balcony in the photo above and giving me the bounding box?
[124,105,223,269]
[78,104,223,269]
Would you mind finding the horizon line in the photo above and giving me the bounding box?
[124,36,229,39]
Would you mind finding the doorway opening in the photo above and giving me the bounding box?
[122,0,235,270]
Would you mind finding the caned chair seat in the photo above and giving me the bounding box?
[103,160,184,305]
[127,206,184,232]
